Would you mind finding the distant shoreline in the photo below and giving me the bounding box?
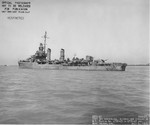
[128,64,149,66]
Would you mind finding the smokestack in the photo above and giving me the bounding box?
[60,48,65,61]
[47,48,51,61]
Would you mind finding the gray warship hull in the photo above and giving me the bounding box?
[18,61,127,71]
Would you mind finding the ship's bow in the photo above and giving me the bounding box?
[18,61,33,69]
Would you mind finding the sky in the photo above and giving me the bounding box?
[0,0,149,65]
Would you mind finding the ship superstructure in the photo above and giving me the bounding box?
[18,32,127,71]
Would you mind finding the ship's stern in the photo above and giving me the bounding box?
[121,63,127,71]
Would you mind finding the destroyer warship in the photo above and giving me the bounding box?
[18,32,127,71]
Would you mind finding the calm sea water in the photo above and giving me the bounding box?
[0,66,149,124]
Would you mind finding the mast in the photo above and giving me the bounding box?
[42,31,49,53]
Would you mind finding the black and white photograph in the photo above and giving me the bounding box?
[0,0,149,124]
